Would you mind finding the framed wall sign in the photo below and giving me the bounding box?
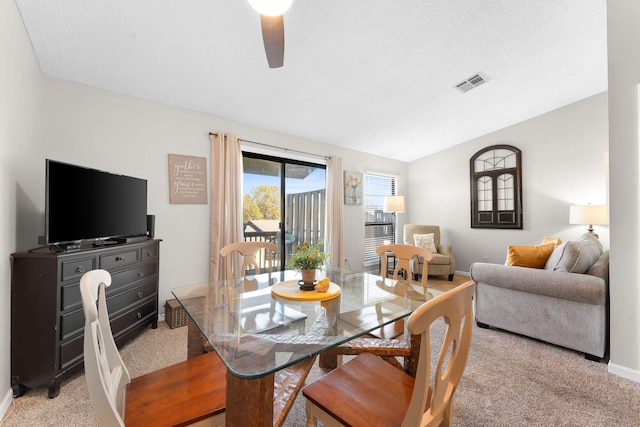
[168,154,208,204]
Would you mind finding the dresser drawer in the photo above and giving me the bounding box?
[141,244,159,261]
[100,248,140,270]
[61,256,96,282]
[108,280,157,317]
[61,261,158,310]
[108,262,158,295]
[59,334,83,371]
[60,307,84,341]
[61,282,82,311]
[111,298,157,336]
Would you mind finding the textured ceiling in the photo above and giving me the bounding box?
[15,0,607,162]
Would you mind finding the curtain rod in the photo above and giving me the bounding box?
[209,132,330,160]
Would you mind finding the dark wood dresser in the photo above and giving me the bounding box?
[10,239,160,398]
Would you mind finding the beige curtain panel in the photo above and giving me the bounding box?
[209,132,243,282]
[325,156,345,267]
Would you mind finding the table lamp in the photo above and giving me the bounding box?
[569,204,609,238]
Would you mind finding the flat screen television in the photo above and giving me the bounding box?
[45,159,148,247]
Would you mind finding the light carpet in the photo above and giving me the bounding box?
[3,275,640,426]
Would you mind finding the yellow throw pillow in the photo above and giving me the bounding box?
[540,236,562,247]
[505,243,556,268]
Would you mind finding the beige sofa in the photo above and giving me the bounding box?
[403,224,456,281]
[470,235,609,360]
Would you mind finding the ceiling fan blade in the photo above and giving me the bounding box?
[260,14,285,68]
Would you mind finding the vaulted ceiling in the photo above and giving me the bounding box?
[16,0,607,162]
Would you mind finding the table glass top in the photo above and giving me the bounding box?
[171,266,433,378]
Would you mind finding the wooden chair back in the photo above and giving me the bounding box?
[220,241,278,286]
[80,269,130,426]
[81,269,227,427]
[303,281,475,427]
[377,243,434,287]
[404,280,475,426]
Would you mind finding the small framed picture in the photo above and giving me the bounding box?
[344,171,362,205]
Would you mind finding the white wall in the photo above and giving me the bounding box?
[0,0,45,417]
[42,77,409,314]
[408,92,609,272]
[607,0,640,382]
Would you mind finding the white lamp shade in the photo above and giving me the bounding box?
[569,205,609,225]
[383,196,405,213]
[248,0,293,16]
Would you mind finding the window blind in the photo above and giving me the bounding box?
[364,174,396,266]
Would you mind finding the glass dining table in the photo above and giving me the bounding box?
[171,266,433,427]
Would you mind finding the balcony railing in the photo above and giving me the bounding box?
[243,189,326,273]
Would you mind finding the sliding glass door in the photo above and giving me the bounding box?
[242,152,326,271]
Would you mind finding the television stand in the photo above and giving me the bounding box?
[11,239,161,398]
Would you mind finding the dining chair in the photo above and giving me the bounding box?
[220,240,278,287]
[318,244,434,372]
[370,244,434,340]
[220,240,307,335]
[303,280,476,427]
[80,269,226,427]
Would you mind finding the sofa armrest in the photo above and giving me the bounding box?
[470,262,607,305]
[586,251,609,284]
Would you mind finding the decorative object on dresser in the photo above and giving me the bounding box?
[10,239,161,398]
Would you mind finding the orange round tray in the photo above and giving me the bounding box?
[270,280,341,302]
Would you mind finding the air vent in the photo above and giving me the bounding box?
[454,72,488,93]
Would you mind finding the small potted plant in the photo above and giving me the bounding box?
[286,241,331,289]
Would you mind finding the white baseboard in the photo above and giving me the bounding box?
[608,362,640,383]
[0,387,13,422]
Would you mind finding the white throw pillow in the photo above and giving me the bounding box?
[414,233,437,253]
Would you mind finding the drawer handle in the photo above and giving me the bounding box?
[137,312,142,319]
[138,271,144,278]
[76,266,85,273]
[116,256,125,262]
[146,251,153,257]
[137,291,143,298]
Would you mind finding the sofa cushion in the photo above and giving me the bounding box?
[545,236,603,273]
[414,233,437,253]
[505,243,556,268]
[541,236,562,247]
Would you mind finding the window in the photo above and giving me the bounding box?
[364,173,396,266]
[470,145,522,229]
[242,152,326,270]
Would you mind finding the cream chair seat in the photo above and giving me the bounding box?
[404,224,456,281]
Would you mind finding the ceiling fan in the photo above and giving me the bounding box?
[248,0,293,68]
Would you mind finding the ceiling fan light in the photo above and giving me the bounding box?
[248,0,293,16]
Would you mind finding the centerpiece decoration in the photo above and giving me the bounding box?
[286,241,331,290]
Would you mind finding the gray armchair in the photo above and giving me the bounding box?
[404,224,456,281]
